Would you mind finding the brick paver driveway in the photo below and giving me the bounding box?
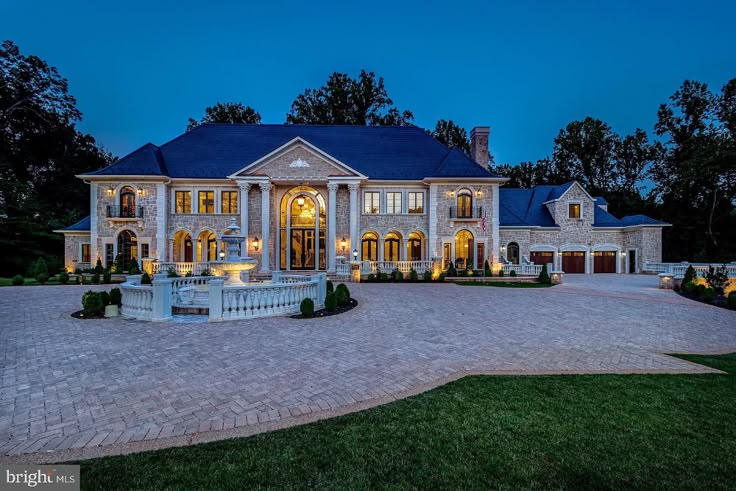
[2,275,735,461]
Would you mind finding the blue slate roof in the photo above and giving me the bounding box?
[81,124,497,180]
[594,196,608,205]
[58,216,90,232]
[500,184,669,228]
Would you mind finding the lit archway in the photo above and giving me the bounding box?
[361,232,378,261]
[407,231,424,261]
[384,231,402,262]
[119,186,136,218]
[455,230,474,269]
[173,230,193,262]
[280,186,326,270]
[197,230,217,262]
[117,229,138,271]
[507,242,520,265]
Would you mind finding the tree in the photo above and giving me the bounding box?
[286,70,413,126]
[186,102,261,131]
[650,79,736,259]
[0,40,111,275]
[494,158,555,188]
[430,119,470,154]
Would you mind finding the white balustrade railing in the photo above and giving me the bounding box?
[170,275,215,307]
[644,262,736,278]
[335,262,351,277]
[502,264,543,276]
[120,281,154,320]
[363,260,433,274]
[152,262,209,276]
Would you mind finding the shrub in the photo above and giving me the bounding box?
[325,292,338,312]
[82,291,104,315]
[409,268,418,281]
[335,289,348,306]
[336,283,350,301]
[141,272,152,285]
[682,265,697,285]
[498,269,505,278]
[128,257,140,274]
[393,269,403,281]
[438,273,446,282]
[510,270,517,277]
[465,267,473,277]
[109,287,122,307]
[74,268,82,275]
[92,273,100,285]
[100,290,111,307]
[11,274,24,286]
[200,268,212,277]
[94,258,104,274]
[300,298,314,317]
[35,273,49,284]
[34,257,49,278]
[167,267,179,278]
[682,281,696,295]
[327,280,334,294]
[702,287,716,303]
[484,259,492,277]
[379,272,389,281]
[728,292,736,310]
[59,272,69,285]
[367,273,375,282]
[447,263,457,277]
[185,271,193,277]
[423,270,432,281]
[102,268,112,284]
[538,264,551,284]
[113,254,124,273]
[704,265,729,295]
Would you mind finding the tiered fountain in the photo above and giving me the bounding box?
[209,218,258,286]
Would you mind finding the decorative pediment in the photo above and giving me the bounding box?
[228,137,367,180]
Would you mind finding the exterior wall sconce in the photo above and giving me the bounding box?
[340,237,347,252]
[107,186,114,197]
[500,245,506,253]
[253,236,260,252]
[476,190,482,197]
[218,250,226,260]
[620,251,627,257]
[352,249,358,260]
[448,191,455,197]
[137,188,144,196]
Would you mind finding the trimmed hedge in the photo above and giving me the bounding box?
[300,298,315,318]
[11,274,24,286]
[325,292,338,312]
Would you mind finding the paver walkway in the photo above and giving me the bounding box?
[1,275,735,461]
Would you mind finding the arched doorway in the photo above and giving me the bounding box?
[361,232,378,261]
[173,230,193,262]
[290,195,317,269]
[384,231,401,262]
[455,230,474,269]
[507,242,520,264]
[117,230,137,271]
[407,231,424,261]
[280,187,326,270]
[197,230,217,262]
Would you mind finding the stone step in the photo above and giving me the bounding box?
[173,306,209,315]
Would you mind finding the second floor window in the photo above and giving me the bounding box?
[408,192,424,213]
[175,191,191,213]
[120,186,136,217]
[387,192,402,214]
[569,203,581,219]
[364,192,380,214]
[199,191,214,214]
[221,191,238,214]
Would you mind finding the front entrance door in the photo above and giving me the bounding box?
[628,250,637,273]
[291,229,315,269]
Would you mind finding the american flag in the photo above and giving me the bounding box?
[481,212,487,232]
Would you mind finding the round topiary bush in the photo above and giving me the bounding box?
[109,287,122,307]
[325,292,338,312]
[300,298,315,318]
[82,291,104,315]
[141,272,152,285]
[498,269,505,278]
[59,272,69,285]
[393,270,403,281]
[379,272,389,281]
[100,290,111,307]
[702,287,716,303]
[510,270,517,277]
[409,269,418,281]
[336,283,350,300]
[35,273,49,284]
[694,284,706,298]
[11,274,24,286]
[423,270,432,281]
[367,273,375,282]
[334,289,347,306]
[682,281,696,295]
[326,280,334,294]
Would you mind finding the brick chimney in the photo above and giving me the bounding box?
[470,126,490,167]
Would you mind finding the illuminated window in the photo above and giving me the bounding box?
[175,191,191,213]
[221,191,238,214]
[569,203,581,219]
[457,189,472,218]
[81,244,90,263]
[364,192,380,214]
[408,192,424,213]
[198,191,214,214]
[387,192,402,214]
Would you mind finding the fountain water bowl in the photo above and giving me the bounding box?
[209,218,258,286]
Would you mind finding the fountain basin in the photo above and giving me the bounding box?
[209,258,258,286]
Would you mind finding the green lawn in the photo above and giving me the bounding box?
[79,354,736,490]
[455,280,552,288]
[0,277,61,286]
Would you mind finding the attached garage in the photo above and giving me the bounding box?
[562,251,586,273]
[530,251,554,266]
[593,251,617,273]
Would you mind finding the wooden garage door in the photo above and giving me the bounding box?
[593,251,616,273]
[562,251,586,273]
[530,251,554,265]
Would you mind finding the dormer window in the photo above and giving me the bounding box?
[568,202,581,219]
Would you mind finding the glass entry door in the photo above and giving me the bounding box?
[291,229,316,269]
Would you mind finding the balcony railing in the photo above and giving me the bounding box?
[448,206,484,219]
[106,205,144,218]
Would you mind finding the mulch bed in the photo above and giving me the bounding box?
[291,298,358,319]
[70,310,108,320]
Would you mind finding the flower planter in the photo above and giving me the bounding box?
[104,304,119,318]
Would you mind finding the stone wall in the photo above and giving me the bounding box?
[63,234,90,271]
[250,146,352,180]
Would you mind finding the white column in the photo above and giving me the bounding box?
[239,183,250,256]
[491,184,500,265]
[90,182,98,262]
[348,183,360,260]
[259,181,272,273]
[327,182,338,272]
[428,184,438,257]
[156,183,167,260]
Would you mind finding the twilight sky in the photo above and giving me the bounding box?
[3,0,735,164]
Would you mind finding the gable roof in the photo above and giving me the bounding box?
[80,124,499,180]
[54,216,90,233]
[500,182,670,228]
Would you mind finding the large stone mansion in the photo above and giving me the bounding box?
[58,124,667,275]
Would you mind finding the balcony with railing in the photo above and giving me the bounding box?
[448,206,484,219]
[106,205,144,219]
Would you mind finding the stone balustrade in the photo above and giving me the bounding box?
[363,260,433,274]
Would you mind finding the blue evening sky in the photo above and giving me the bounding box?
[3,0,734,164]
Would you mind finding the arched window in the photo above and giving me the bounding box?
[361,232,378,261]
[197,230,217,262]
[507,242,520,265]
[119,186,136,218]
[173,230,193,262]
[455,230,474,269]
[457,189,472,218]
[384,232,401,262]
[117,230,138,271]
[407,231,423,261]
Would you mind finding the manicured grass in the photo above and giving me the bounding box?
[455,280,552,288]
[0,277,61,286]
[78,354,736,490]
